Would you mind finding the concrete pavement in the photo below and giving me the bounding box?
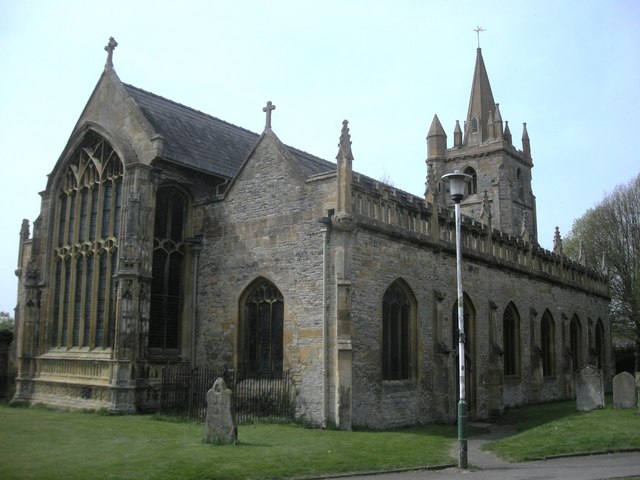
[321,423,640,480]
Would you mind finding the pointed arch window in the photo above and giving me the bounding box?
[470,117,479,133]
[541,311,555,377]
[463,167,478,196]
[594,319,605,370]
[382,280,416,381]
[503,303,521,377]
[570,315,582,372]
[516,168,524,199]
[149,187,187,351]
[240,279,284,378]
[50,132,123,349]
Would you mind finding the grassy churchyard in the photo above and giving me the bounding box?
[0,398,639,479]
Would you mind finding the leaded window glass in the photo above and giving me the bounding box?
[241,280,284,378]
[382,281,414,381]
[50,132,123,348]
[149,187,186,351]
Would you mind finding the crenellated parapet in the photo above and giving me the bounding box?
[350,173,609,298]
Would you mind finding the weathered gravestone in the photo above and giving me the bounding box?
[575,365,604,411]
[204,377,237,444]
[613,372,636,409]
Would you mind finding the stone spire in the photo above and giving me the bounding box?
[427,114,447,158]
[493,103,503,140]
[453,120,462,147]
[600,252,608,275]
[464,48,497,145]
[578,240,586,266]
[486,110,495,139]
[553,226,563,255]
[522,122,531,158]
[503,120,512,146]
[337,119,354,161]
[336,120,354,222]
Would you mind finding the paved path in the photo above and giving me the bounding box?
[327,423,640,480]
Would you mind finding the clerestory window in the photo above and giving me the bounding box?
[50,132,123,349]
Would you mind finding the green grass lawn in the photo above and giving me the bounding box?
[3,399,639,479]
[0,404,456,480]
[483,398,640,462]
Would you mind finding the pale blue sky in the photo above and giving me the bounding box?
[1,0,639,314]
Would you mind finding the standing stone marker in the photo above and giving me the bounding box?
[204,377,237,444]
[575,365,604,411]
[613,372,636,409]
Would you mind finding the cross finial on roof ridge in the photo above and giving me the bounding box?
[104,37,118,69]
[263,101,276,129]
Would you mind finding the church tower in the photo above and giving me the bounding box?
[427,47,537,242]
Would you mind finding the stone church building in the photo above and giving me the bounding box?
[13,39,611,429]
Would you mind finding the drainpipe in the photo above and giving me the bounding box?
[318,217,332,428]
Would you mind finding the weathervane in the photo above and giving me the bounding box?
[474,26,486,48]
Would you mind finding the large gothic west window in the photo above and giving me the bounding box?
[382,280,416,381]
[503,302,521,377]
[149,187,186,351]
[240,280,284,378]
[50,133,123,349]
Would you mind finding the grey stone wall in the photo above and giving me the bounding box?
[348,218,610,428]
[197,135,336,425]
[193,132,610,429]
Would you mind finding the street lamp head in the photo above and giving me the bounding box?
[442,171,473,204]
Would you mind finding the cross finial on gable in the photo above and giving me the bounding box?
[474,26,486,48]
[262,101,276,129]
[104,37,118,69]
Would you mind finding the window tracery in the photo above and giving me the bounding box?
[50,133,123,349]
[240,279,284,378]
[149,187,187,351]
[382,280,416,381]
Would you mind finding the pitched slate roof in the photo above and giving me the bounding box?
[124,84,335,179]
